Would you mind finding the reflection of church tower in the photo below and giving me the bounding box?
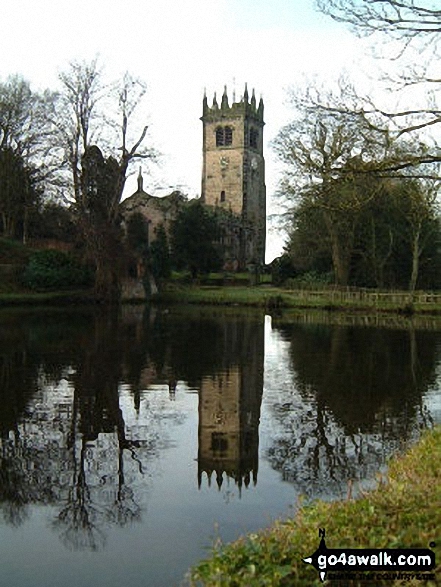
[197,318,264,493]
[201,85,266,268]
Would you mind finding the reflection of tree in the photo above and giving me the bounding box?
[0,340,34,526]
[267,319,441,498]
[55,437,105,551]
[0,305,268,547]
[0,433,59,526]
[0,307,164,549]
[54,309,147,550]
[0,314,62,525]
[119,305,266,394]
[106,442,141,527]
[0,447,30,527]
[146,308,226,385]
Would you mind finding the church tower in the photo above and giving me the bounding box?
[201,85,266,268]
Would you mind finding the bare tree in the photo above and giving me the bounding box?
[314,2,441,291]
[273,83,390,285]
[316,1,441,152]
[317,1,441,41]
[54,58,105,205]
[0,75,54,160]
[53,59,157,301]
[0,76,56,238]
[392,178,440,296]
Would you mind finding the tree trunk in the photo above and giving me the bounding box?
[331,241,350,286]
[324,212,351,286]
[82,220,122,303]
[2,213,15,238]
[409,229,421,297]
[22,206,28,245]
[94,259,121,303]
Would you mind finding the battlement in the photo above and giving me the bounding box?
[202,84,264,124]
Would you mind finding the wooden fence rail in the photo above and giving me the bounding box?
[287,288,441,306]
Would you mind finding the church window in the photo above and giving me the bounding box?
[224,126,233,145]
[249,128,258,149]
[216,126,224,146]
[220,190,226,203]
[216,126,234,147]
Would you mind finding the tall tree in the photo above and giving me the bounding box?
[391,178,440,294]
[273,92,388,285]
[53,59,156,301]
[317,1,441,41]
[150,223,171,285]
[0,76,54,239]
[0,148,39,239]
[171,202,222,278]
[0,75,53,160]
[316,0,441,170]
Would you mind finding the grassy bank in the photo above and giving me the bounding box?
[3,283,441,315]
[0,290,96,306]
[155,285,441,315]
[188,427,441,586]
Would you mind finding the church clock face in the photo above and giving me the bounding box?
[220,156,230,169]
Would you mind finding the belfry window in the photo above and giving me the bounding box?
[216,126,233,147]
[249,128,258,149]
[224,126,233,145]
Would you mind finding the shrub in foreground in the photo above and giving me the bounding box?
[23,249,93,290]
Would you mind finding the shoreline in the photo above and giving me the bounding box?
[2,285,441,317]
[153,285,441,316]
[188,426,441,586]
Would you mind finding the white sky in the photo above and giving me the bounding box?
[0,0,374,261]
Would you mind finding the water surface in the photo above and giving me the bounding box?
[0,306,440,586]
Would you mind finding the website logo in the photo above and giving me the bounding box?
[303,529,436,583]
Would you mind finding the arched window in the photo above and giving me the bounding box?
[220,190,226,203]
[216,125,234,147]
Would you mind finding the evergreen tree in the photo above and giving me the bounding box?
[171,202,222,278]
[150,223,171,284]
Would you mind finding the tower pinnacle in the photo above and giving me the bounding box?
[137,166,143,192]
[244,83,249,103]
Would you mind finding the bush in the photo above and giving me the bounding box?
[284,270,333,290]
[22,249,93,290]
[269,254,297,285]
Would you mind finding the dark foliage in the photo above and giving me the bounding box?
[170,202,222,278]
[22,249,93,290]
[27,203,77,242]
[0,148,40,239]
[150,223,171,283]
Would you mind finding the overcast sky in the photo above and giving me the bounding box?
[1,0,373,260]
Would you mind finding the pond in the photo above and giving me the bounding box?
[0,305,440,587]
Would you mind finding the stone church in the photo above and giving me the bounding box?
[121,85,266,270]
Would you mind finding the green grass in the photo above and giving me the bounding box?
[170,272,272,286]
[155,285,441,315]
[156,285,281,307]
[0,290,96,306]
[188,427,441,586]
